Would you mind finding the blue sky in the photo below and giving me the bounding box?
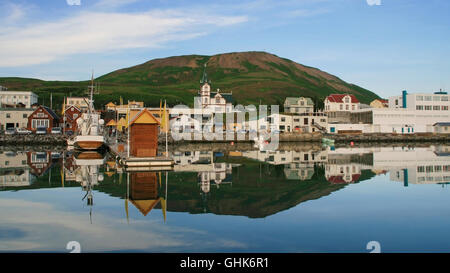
[0,0,449,98]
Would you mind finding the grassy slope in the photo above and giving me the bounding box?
[0,51,379,111]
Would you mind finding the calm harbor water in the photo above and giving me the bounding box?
[0,144,449,253]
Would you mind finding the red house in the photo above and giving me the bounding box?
[27,106,60,133]
[63,105,82,134]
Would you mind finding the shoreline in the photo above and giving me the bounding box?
[1,132,449,146]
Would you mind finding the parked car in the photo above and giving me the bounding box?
[5,128,16,135]
[35,127,47,135]
[51,127,62,134]
[16,128,32,135]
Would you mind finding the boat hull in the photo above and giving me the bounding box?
[74,135,105,150]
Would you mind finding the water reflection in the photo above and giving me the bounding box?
[2,144,448,218]
[1,144,450,252]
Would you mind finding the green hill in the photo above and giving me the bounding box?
[0,51,379,110]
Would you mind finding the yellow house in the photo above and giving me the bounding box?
[370,99,388,108]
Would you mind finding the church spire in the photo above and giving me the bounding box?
[200,63,210,84]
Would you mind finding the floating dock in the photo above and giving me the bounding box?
[108,142,174,171]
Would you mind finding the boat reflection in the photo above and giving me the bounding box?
[1,144,449,219]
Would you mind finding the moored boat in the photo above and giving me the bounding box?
[73,72,106,150]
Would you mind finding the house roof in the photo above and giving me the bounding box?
[327,174,360,184]
[106,119,117,126]
[129,108,160,125]
[31,105,59,120]
[326,94,359,103]
[210,92,233,103]
[433,122,450,127]
[130,198,161,216]
[285,97,314,106]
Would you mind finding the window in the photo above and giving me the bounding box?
[281,117,285,122]
[6,113,10,118]
[304,118,308,125]
[425,105,432,110]
[352,105,355,110]
[433,96,441,101]
[340,105,343,110]
[416,96,423,101]
[416,105,423,110]
[433,106,440,110]
[425,96,432,101]
[23,114,27,118]
[346,105,349,110]
[442,96,449,101]
[73,114,78,119]
[442,106,449,111]
[345,97,350,103]
[216,98,220,103]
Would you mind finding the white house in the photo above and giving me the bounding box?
[0,91,38,108]
[324,94,360,112]
[284,97,314,114]
[256,113,327,133]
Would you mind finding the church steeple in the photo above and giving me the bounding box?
[200,63,210,84]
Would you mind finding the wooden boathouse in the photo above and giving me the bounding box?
[129,108,160,157]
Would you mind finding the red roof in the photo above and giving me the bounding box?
[327,174,361,184]
[326,94,359,103]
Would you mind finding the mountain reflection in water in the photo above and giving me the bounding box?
[1,144,449,220]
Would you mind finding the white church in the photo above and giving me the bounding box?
[197,65,233,113]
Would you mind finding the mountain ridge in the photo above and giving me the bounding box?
[0,51,379,109]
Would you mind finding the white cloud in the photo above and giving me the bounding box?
[366,0,381,6]
[66,0,81,6]
[1,2,28,23]
[94,0,139,9]
[0,9,247,67]
[0,198,247,252]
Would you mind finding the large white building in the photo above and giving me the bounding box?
[388,90,449,111]
[0,108,34,130]
[327,90,450,134]
[0,91,38,108]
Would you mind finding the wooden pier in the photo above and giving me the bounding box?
[108,142,174,171]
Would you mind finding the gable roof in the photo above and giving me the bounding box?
[326,94,359,103]
[284,97,314,106]
[129,108,160,125]
[130,198,161,216]
[210,92,233,103]
[31,105,59,120]
[433,122,450,127]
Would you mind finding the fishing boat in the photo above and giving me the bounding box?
[73,72,106,150]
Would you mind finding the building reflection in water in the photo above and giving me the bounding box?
[125,171,167,222]
[1,144,449,220]
[0,151,35,187]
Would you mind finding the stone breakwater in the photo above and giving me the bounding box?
[157,132,450,144]
[1,132,448,147]
[328,133,450,143]
[0,134,67,146]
